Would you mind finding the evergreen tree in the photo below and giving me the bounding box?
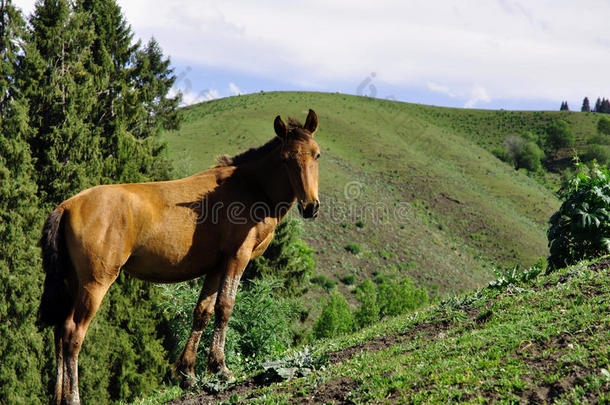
[72,1,176,184]
[130,37,181,139]
[0,2,49,402]
[3,1,181,402]
[560,101,569,111]
[581,97,591,112]
[602,98,610,114]
[23,0,102,204]
[595,97,602,113]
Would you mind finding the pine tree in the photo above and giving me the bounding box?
[130,37,181,139]
[1,1,181,401]
[595,97,603,113]
[602,98,610,114]
[581,97,590,112]
[23,0,102,204]
[0,2,48,402]
[560,101,569,111]
[74,1,175,184]
[76,0,137,147]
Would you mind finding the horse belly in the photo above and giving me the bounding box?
[124,233,221,283]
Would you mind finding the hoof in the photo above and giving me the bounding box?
[179,375,196,390]
[219,368,236,383]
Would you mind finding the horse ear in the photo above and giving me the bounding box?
[304,109,318,135]
[274,115,288,140]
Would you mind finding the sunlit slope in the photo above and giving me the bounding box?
[162,92,559,294]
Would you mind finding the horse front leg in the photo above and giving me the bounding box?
[175,271,222,388]
[207,252,250,381]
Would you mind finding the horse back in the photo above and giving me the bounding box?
[60,169,232,283]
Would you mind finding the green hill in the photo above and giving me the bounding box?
[162,92,563,294]
[160,257,610,404]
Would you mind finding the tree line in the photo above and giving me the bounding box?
[0,0,181,402]
[559,97,610,113]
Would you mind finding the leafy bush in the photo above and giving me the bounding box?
[515,141,544,171]
[376,277,429,318]
[545,120,575,153]
[243,219,314,296]
[589,133,610,145]
[583,144,610,165]
[502,135,525,165]
[497,135,544,171]
[160,278,299,375]
[340,274,355,285]
[353,280,380,328]
[311,275,336,291]
[598,117,610,135]
[492,146,512,164]
[345,243,361,254]
[547,163,610,270]
[313,290,354,339]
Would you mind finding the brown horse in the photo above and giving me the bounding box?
[38,110,321,404]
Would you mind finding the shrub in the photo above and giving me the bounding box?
[341,274,355,285]
[376,277,429,318]
[598,117,610,135]
[547,163,610,270]
[345,243,361,254]
[504,135,525,164]
[160,278,299,375]
[589,133,610,145]
[545,120,575,153]
[515,141,544,171]
[354,280,379,328]
[313,290,354,339]
[583,144,610,165]
[492,146,512,164]
[311,275,336,291]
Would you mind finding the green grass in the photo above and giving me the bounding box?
[193,257,610,404]
[134,257,610,404]
[162,91,563,294]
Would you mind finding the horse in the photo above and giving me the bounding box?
[37,109,321,404]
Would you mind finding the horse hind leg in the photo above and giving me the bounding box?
[59,280,114,405]
[175,271,222,388]
[53,325,65,404]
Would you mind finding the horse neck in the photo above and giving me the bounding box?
[243,152,295,219]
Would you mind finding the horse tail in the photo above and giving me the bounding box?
[37,206,72,329]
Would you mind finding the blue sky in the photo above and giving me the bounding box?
[14,0,610,111]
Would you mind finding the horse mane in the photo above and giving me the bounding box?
[215,118,309,167]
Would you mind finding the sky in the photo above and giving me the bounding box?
[13,0,610,110]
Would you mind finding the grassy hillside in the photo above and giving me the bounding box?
[162,92,560,294]
[153,257,610,404]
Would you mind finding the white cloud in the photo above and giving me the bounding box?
[170,87,218,106]
[202,89,220,101]
[12,0,610,104]
[229,82,241,96]
[427,82,456,98]
[464,85,491,108]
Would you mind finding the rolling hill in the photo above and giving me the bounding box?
[161,91,575,295]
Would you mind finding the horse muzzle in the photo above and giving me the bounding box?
[298,200,320,219]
